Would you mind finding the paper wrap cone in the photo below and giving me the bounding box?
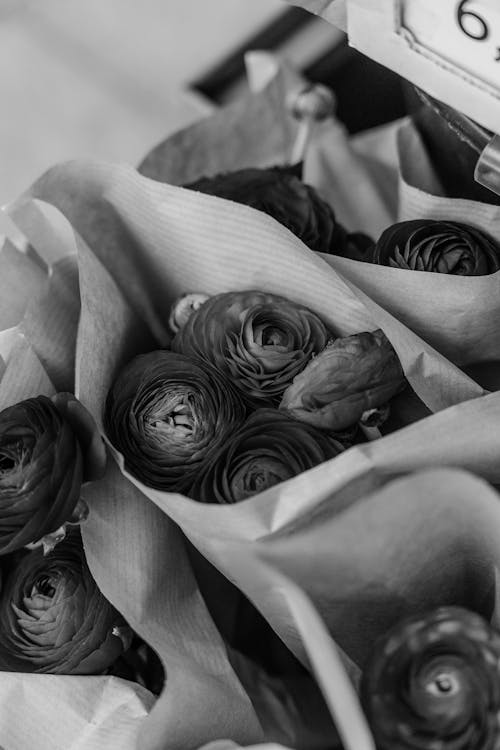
[1,58,497,750]
[208,468,500,750]
[310,119,500,367]
[0,237,263,750]
[139,52,500,369]
[276,6,500,367]
[6,148,493,699]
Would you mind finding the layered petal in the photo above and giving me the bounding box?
[373,220,500,275]
[0,396,90,555]
[190,408,348,504]
[362,607,500,750]
[105,350,247,491]
[173,291,329,407]
[0,534,125,674]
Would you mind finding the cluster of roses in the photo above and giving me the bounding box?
[105,290,406,504]
[0,394,123,674]
[174,166,500,750]
[2,160,500,748]
[187,166,500,275]
[0,395,162,687]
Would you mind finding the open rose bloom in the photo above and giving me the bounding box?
[3,54,500,750]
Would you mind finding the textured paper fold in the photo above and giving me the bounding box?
[214,469,500,750]
[18,162,483,411]
[9,156,494,686]
[256,468,500,666]
[0,673,154,750]
[3,57,499,750]
[0,216,263,750]
[310,119,500,365]
[139,63,299,185]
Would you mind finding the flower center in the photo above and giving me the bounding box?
[148,394,196,437]
[262,326,287,347]
[0,454,15,472]
[0,441,31,487]
[248,471,273,493]
[425,672,460,697]
[158,402,193,430]
[33,574,57,598]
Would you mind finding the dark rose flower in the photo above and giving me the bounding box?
[186,166,373,257]
[361,607,500,750]
[373,220,500,275]
[173,290,329,408]
[0,394,105,556]
[105,350,246,492]
[190,408,348,504]
[280,330,406,431]
[0,534,126,674]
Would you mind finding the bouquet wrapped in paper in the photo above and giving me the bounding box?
[284,2,500,371]
[217,466,500,750]
[1,53,499,750]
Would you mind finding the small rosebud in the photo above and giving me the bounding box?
[168,293,209,334]
[280,330,406,431]
[287,84,336,164]
[287,84,336,123]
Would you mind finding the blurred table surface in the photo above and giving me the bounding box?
[0,0,283,203]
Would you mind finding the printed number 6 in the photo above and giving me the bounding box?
[457,0,489,40]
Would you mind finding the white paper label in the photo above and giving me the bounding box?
[401,0,500,94]
[343,0,500,135]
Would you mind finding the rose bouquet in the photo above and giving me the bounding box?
[174,45,500,374]
[296,86,500,369]
[0,229,263,749]
[0,53,499,750]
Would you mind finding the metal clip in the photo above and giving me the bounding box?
[475,134,500,197]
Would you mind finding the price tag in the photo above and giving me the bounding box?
[343,0,500,135]
[402,0,500,94]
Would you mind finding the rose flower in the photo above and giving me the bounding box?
[105,350,246,492]
[280,330,406,431]
[0,534,126,674]
[0,394,105,556]
[185,166,373,258]
[361,607,500,750]
[172,290,329,408]
[190,408,348,504]
[372,220,500,275]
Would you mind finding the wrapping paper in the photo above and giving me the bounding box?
[311,119,500,367]
[0,673,154,750]
[205,468,500,750]
[1,56,497,750]
[140,52,500,369]
[6,122,492,696]
[0,236,263,750]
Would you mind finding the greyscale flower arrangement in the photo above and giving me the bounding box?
[3,66,500,750]
[0,393,161,685]
[188,167,500,276]
[105,290,407,502]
